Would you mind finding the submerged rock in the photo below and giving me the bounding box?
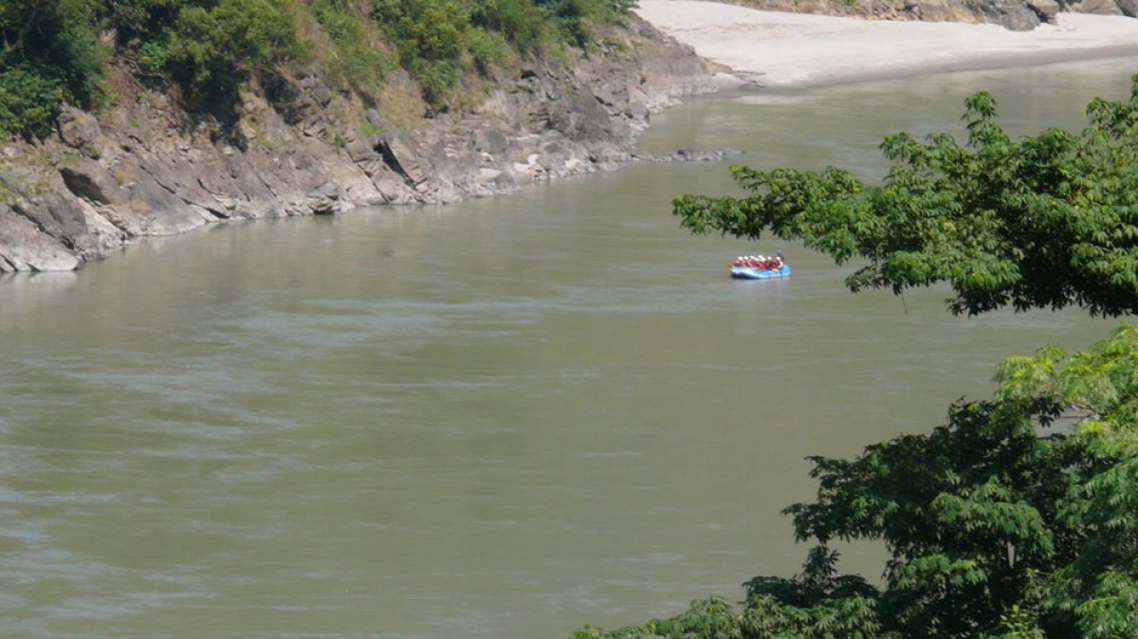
[648,148,744,162]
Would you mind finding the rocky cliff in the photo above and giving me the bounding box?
[0,16,719,274]
[729,0,1136,30]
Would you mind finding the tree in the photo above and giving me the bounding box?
[673,78,1138,317]
[0,0,104,136]
[573,82,1138,639]
[574,326,1138,639]
[132,0,302,103]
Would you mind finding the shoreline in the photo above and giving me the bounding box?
[8,5,1138,274]
[636,1,1138,90]
[0,16,719,273]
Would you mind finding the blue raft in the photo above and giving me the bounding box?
[730,263,791,280]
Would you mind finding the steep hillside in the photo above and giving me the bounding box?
[0,1,718,272]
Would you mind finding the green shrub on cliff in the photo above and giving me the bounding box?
[372,0,472,107]
[370,0,633,110]
[471,0,550,51]
[127,0,303,103]
[0,0,303,134]
[310,0,390,96]
[538,0,606,47]
[0,0,639,135]
[0,0,105,137]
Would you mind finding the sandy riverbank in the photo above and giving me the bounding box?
[636,0,1138,89]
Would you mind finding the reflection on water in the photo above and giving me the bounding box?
[1,57,1136,639]
[0,273,80,330]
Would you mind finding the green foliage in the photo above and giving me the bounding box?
[991,605,1045,639]
[0,67,64,138]
[0,0,310,132]
[578,597,743,639]
[102,0,182,43]
[582,51,1138,639]
[573,326,1138,639]
[674,79,1138,317]
[536,0,611,48]
[0,0,637,132]
[466,28,511,75]
[372,0,633,108]
[310,0,389,95]
[0,0,105,136]
[739,547,886,639]
[372,0,469,67]
[371,0,476,107]
[130,0,302,103]
[471,0,550,51]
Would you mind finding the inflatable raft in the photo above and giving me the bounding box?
[730,263,791,280]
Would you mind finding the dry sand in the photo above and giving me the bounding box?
[636,0,1138,89]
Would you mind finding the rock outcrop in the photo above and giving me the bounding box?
[732,0,1136,30]
[0,16,719,273]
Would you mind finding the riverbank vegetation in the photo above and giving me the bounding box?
[0,0,637,137]
[573,80,1138,638]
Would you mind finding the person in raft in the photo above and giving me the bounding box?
[733,252,786,269]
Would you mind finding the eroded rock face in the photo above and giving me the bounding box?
[0,15,720,273]
[732,0,1136,29]
[0,201,82,273]
[1063,0,1126,13]
[59,160,128,207]
[379,131,429,186]
[57,106,102,155]
[1027,0,1063,20]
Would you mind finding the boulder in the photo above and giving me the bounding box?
[1064,0,1125,13]
[12,193,89,246]
[0,204,81,272]
[1027,0,1061,21]
[379,131,428,185]
[651,147,744,162]
[306,181,341,215]
[59,160,129,207]
[57,106,102,154]
[301,75,334,107]
[1115,0,1138,15]
[366,109,388,131]
[998,2,1044,29]
[343,127,377,163]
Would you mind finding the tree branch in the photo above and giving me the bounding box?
[0,0,50,65]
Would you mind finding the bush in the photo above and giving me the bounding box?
[470,0,550,51]
[371,0,476,108]
[408,58,458,107]
[372,0,634,108]
[0,0,105,137]
[310,0,389,95]
[135,0,302,103]
[0,67,64,138]
[536,0,626,47]
[0,0,638,134]
[466,28,510,75]
[573,325,1138,639]
[372,0,469,66]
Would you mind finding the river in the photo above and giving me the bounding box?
[1,57,1136,639]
